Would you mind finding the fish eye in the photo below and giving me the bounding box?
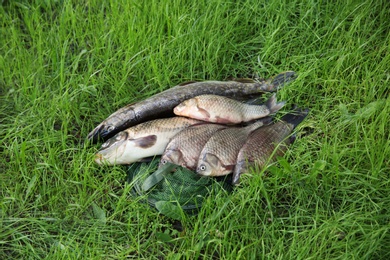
[107,125,115,132]
[115,131,128,141]
[161,159,167,165]
[199,165,206,171]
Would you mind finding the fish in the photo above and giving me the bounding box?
[159,123,228,170]
[173,94,285,124]
[94,117,203,165]
[87,71,296,142]
[232,109,309,185]
[196,117,272,176]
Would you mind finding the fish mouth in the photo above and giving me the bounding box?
[94,153,105,164]
[94,142,127,165]
[94,152,120,165]
[94,132,129,165]
[87,124,117,143]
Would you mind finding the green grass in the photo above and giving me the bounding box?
[1,0,389,258]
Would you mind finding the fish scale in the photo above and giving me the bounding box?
[196,118,271,176]
[232,109,309,184]
[160,123,228,170]
[238,123,292,164]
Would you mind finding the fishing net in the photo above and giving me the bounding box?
[127,157,233,217]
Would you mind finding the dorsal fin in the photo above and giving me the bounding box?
[232,78,257,83]
[178,81,198,86]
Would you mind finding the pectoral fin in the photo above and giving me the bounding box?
[197,105,211,119]
[132,135,157,148]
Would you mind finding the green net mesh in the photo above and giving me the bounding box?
[127,157,233,214]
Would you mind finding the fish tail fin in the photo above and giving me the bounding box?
[281,108,309,128]
[261,71,296,92]
[266,94,286,114]
[269,71,296,90]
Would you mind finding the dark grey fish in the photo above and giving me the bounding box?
[87,71,296,142]
[232,109,309,185]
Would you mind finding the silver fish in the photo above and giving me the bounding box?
[196,118,272,176]
[159,123,227,170]
[87,71,296,142]
[95,117,203,165]
[173,94,284,124]
[232,109,309,184]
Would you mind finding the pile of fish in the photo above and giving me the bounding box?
[89,71,308,184]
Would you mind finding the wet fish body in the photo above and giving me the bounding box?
[87,71,296,142]
[160,123,227,170]
[174,94,285,124]
[196,118,272,176]
[232,109,309,184]
[95,117,203,165]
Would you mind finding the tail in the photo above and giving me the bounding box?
[270,71,296,90]
[261,71,296,92]
[266,94,286,114]
[281,108,309,128]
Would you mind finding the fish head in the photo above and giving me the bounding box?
[197,153,233,176]
[173,98,197,115]
[159,150,184,168]
[95,131,129,165]
[95,132,158,165]
[88,123,117,142]
[174,98,211,120]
